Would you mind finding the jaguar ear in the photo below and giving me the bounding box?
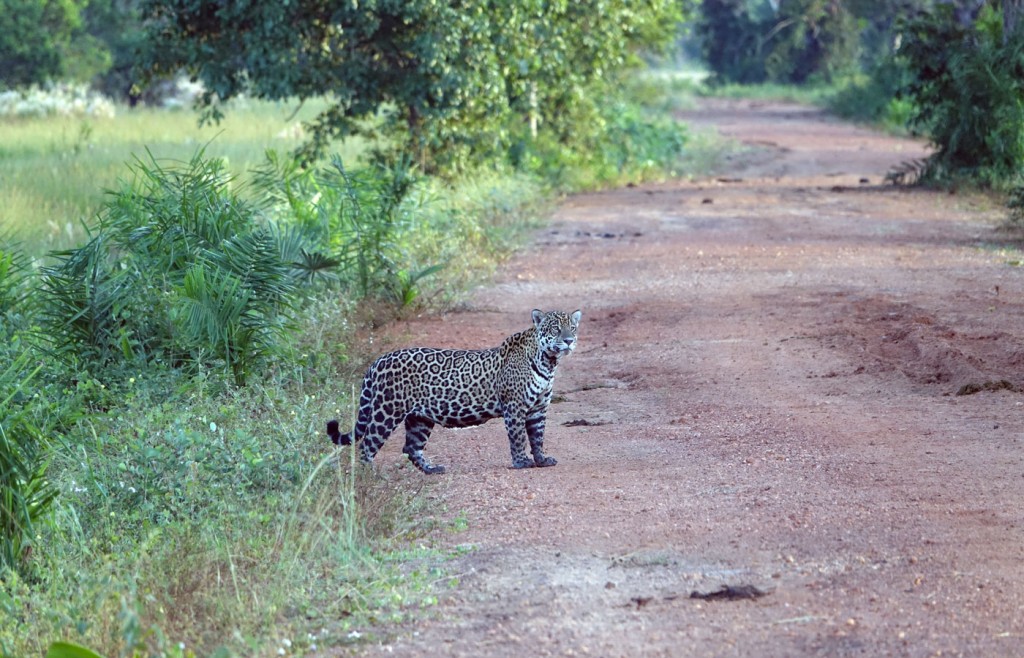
[531,309,544,328]
[571,309,582,326]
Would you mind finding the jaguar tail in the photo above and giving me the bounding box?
[326,419,353,445]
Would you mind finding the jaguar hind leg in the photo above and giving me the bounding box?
[403,416,446,474]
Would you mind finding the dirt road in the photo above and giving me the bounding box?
[348,99,1024,657]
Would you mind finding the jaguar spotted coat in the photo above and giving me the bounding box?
[327,309,581,473]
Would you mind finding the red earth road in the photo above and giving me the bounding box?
[339,98,1024,657]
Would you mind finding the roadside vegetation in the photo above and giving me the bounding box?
[696,0,1024,199]
[0,2,699,656]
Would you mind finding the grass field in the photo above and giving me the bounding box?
[0,98,362,254]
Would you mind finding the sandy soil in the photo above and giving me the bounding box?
[338,98,1024,657]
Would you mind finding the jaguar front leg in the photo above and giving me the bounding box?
[525,407,557,467]
[502,404,534,469]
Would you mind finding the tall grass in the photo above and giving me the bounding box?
[0,99,361,255]
[0,351,57,575]
[5,370,433,658]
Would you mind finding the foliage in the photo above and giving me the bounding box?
[897,3,1024,184]
[697,0,775,84]
[0,351,59,576]
[0,0,150,93]
[0,0,84,87]
[254,152,437,304]
[698,0,919,86]
[45,642,105,658]
[0,363,436,657]
[136,0,688,169]
[0,238,31,322]
[510,93,689,188]
[80,0,147,101]
[825,61,913,129]
[37,150,321,385]
[763,0,860,84]
[0,83,115,119]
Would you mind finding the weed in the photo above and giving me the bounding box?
[0,352,56,576]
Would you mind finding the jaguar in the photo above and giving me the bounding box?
[327,309,581,473]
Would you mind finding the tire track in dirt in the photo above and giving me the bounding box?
[342,98,1024,657]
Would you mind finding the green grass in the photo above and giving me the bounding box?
[4,361,447,657]
[698,80,835,105]
[0,99,363,255]
[692,75,914,136]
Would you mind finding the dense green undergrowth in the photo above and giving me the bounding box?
[0,156,545,657]
[0,73,695,657]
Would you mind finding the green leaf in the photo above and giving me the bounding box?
[45,641,106,658]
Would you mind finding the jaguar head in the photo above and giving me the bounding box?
[532,309,582,357]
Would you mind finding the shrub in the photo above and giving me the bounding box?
[507,91,688,190]
[0,84,116,119]
[698,0,860,86]
[38,150,323,385]
[254,152,442,305]
[0,238,31,322]
[826,59,911,129]
[898,5,1024,185]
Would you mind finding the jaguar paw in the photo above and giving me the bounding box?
[535,456,558,467]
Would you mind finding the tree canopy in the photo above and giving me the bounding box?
[0,0,84,87]
[137,0,687,167]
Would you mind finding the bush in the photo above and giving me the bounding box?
[38,150,326,385]
[0,84,116,119]
[254,152,439,305]
[0,238,31,322]
[4,369,428,657]
[899,5,1024,185]
[826,58,910,129]
[698,0,860,86]
[507,90,688,190]
[0,351,76,578]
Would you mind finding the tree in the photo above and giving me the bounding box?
[0,0,83,87]
[698,0,860,84]
[697,0,774,84]
[897,1,1024,183]
[764,0,859,83]
[137,0,686,168]
[82,0,147,99]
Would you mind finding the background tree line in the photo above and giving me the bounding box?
[8,0,1024,184]
[1,0,687,174]
[698,0,1024,186]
